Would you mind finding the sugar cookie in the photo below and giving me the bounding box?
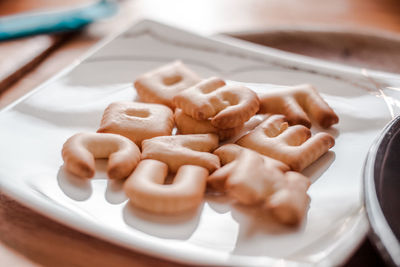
[173,77,260,129]
[124,159,208,214]
[258,84,338,128]
[141,133,220,173]
[62,132,140,179]
[134,61,201,108]
[97,101,174,147]
[236,115,335,171]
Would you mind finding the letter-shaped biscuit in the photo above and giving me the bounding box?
[214,143,290,170]
[124,159,208,214]
[258,84,338,128]
[208,150,310,225]
[236,115,335,171]
[267,171,311,225]
[174,108,243,141]
[210,144,289,192]
[62,132,141,179]
[134,61,201,109]
[141,133,220,173]
[97,101,174,147]
[173,77,260,129]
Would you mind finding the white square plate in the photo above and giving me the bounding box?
[1,20,400,266]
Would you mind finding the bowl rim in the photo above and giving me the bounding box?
[364,115,400,266]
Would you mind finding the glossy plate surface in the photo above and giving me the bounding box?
[1,20,400,266]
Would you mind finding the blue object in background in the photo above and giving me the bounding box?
[0,0,118,40]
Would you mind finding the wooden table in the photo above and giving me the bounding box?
[1,0,399,266]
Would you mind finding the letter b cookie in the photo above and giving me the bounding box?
[173,77,260,129]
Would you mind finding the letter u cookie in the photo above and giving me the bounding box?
[124,159,208,214]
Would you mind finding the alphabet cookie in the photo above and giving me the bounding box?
[174,108,243,141]
[141,133,220,173]
[124,159,208,214]
[134,60,201,108]
[209,144,289,192]
[97,101,174,147]
[258,84,338,128]
[173,77,260,129]
[236,115,335,171]
[213,143,290,170]
[208,149,310,225]
[267,171,311,225]
[62,132,141,179]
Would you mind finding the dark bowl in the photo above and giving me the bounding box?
[364,116,400,266]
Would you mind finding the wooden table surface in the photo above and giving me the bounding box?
[1,0,399,266]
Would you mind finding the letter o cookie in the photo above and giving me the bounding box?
[97,101,174,147]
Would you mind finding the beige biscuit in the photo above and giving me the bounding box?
[97,101,174,147]
[174,110,269,142]
[134,61,201,108]
[62,132,140,179]
[213,143,290,170]
[173,77,260,129]
[258,84,338,128]
[209,145,289,192]
[207,161,235,192]
[208,150,310,225]
[141,133,220,173]
[267,171,311,225]
[174,108,243,141]
[124,159,208,214]
[236,115,335,171]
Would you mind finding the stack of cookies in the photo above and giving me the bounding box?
[61,60,338,226]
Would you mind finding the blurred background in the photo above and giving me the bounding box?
[1,0,400,108]
[1,0,400,266]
